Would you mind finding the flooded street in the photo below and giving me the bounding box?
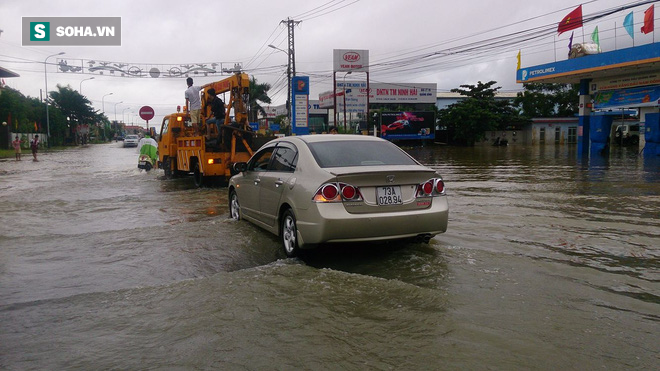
[1,142,658,370]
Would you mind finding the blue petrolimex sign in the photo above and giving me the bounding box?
[517,43,660,83]
[291,76,310,135]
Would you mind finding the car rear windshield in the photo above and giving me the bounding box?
[308,140,418,168]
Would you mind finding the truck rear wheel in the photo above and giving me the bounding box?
[193,162,204,187]
[163,157,172,179]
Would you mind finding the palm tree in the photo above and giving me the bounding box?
[248,77,272,122]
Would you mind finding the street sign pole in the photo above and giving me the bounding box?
[139,106,155,134]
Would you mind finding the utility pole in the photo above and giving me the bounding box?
[281,18,300,128]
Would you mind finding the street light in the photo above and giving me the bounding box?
[44,51,65,148]
[122,107,131,124]
[268,44,291,125]
[102,92,113,114]
[268,44,286,54]
[79,76,95,94]
[110,100,122,142]
[114,101,123,122]
[101,93,113,141]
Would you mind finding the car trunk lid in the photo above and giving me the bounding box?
[326,166,439,214]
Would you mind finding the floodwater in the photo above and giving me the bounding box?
[0,142,658,370]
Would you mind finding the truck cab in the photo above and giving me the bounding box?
[158,110,191,177]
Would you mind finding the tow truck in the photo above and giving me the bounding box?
[157,71,255,186]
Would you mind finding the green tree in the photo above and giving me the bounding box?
[514,83,579,118]
[49,84,103,142]
[438,81,523,146]
[0,86,106,145]
[0,88,37,132]
[248,77,272,122]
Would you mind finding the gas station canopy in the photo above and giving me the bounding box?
[516,43,660,85]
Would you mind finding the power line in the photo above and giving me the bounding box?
[292,0,346,19]
[293,0,360,21]
[295,0,655,84]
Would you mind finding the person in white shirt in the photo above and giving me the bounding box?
[184,77,202,129]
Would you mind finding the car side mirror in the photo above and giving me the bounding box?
[233,162,247,173]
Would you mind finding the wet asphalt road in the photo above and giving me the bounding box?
[0,142,658,370]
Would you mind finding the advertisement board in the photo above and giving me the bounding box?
[371,83,436,103]
[333,49,369,72]
[337,81,368,113]
[380,111,435,140]
[319,90,335,108]
[594,85,660,109]
[319,82,438,108]
[591,73,660,92]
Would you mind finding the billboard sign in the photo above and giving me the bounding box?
[591,72,660,92]
[333,49,369,72]
[593,85,660,109]
[337,81,368,113]
[370,83,436,103]
[308,100,325,114]
[380,111,435,140]
[320,82,437,108]
[319,90,335,108]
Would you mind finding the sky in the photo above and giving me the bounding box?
[0,0,656,127]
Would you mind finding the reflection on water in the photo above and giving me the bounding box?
[405,145,659,282]
[0,142,658,369]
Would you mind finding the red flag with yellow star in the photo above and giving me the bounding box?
[558,5,583,35]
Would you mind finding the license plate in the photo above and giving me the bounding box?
[377,186,402,205]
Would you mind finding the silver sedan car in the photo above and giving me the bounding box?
[228,134,448,257]
[123,134,140,147]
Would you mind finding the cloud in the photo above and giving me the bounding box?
[0,0,636,126]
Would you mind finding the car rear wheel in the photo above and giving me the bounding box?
[281,209,299,258]
[229,190,241,220]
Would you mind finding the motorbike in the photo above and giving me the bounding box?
[137,154,156,171]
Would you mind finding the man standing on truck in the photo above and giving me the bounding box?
[185,77,202,130]
[205,88,226,139]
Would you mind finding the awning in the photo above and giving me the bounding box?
[0,66,20,78]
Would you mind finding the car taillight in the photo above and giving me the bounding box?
[422,180,434,195]
[322,184,338,200]
[435,180,445,194]
[341,185,356,199]
[340,183,363,201]
[416,178,446,197]
[313,182,363,202]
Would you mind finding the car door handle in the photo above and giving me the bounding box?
[254,178,261,186]
[275,179,284,187]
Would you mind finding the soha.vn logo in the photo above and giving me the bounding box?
[30,22,50,41]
